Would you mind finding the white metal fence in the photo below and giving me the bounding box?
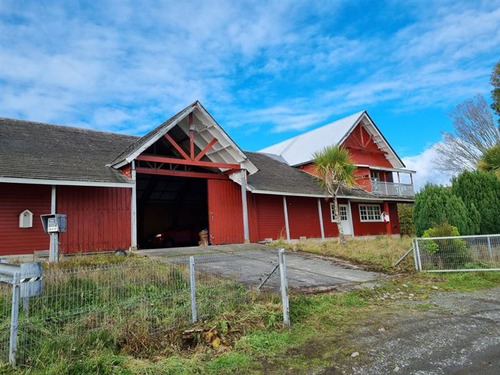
[413,234,500,272]
[0,248,289,369]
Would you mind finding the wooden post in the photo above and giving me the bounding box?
[317,198,325,240]
[240,167,250,243]
[282,196,290,241]
[50,186,56,214]
[131,161,137,251]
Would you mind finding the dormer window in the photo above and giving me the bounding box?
[19,209,33,228]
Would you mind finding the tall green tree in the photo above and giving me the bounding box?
[314,145,357,244]
[491,60,500,122]
[451,170,500,234]
[413,184,479,236]
[478,143,500,178]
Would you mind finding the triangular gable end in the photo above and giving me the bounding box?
[338,112,405,169]
[109,101,258,175]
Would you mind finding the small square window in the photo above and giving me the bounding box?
[359,204,382,222]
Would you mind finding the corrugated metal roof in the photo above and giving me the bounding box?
[259,111,365,166]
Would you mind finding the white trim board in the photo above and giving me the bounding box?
[0,177,134,188]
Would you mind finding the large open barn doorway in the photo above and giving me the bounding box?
[137,174,208,249]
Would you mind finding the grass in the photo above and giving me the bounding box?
[1,255,499,374]
[270,235,414,273]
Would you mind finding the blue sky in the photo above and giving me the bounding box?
[1,0,499,189]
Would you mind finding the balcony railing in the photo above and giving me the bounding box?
[371,180,414,198]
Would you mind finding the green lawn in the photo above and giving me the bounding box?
[270,236,414,273]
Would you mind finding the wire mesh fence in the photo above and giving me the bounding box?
[0,248,288,369]
[414,234,500,272]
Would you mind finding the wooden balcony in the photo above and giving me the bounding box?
[371,180,414,198]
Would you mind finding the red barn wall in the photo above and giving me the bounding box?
[287,196,321,239]
[58,186,131,254]
[388,202,400,234]
[351,202,386,236]
[254,194,286,241]
[0,183,51,255]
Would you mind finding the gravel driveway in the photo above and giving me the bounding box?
[335,286,500,375]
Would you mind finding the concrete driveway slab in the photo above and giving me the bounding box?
[138,244,382,291]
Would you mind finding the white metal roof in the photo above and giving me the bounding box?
[259,111,405,169]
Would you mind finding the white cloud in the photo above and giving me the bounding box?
[0,0,498,138]
[402,144,455,191]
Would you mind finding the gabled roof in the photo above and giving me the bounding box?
[259,111,405,169]
[0,117,136,185]
[245,151,386,200]
[110,101,258,174]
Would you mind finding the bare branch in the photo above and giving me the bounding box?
[434,95,500,174]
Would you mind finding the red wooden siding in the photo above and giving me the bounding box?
[0,184,51,255]
[342,124,393,167]
[254,194,286,241]
[388,202,400,234]
[321,197,342,238]
[351,202,387,236]
[58,186,131,253]
[297,163,318,176]
[246,192,260,243]
[207,179,244,245]
[287,196,322,239]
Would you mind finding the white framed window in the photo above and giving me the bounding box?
[359,204,382,222]
[330,203,348,222]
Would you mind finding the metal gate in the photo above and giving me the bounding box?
[413,234,500,272]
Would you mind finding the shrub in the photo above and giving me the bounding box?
[397,204,415,236]
[420,221,469,268]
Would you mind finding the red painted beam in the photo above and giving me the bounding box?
[195,138,218,161]
[137,155,240,170]
[164,134,191,160]
[136,167,228,180]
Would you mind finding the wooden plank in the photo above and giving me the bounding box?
[136,167,228,180]
[137,154,240,170]
[195,138,218,161]
[164,134,191,160]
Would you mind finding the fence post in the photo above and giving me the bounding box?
[9,273,20,367]
[415,239,422,271]
[487,236,493,260]
[278,249,290,327]
[189,256,197,323]
[412,239,419,271]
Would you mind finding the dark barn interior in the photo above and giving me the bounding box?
[136,175,208,249]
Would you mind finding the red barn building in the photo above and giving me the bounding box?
[0,101,415,256]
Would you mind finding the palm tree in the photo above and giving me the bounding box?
[478,142,500,178]
[313,145,357,244]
